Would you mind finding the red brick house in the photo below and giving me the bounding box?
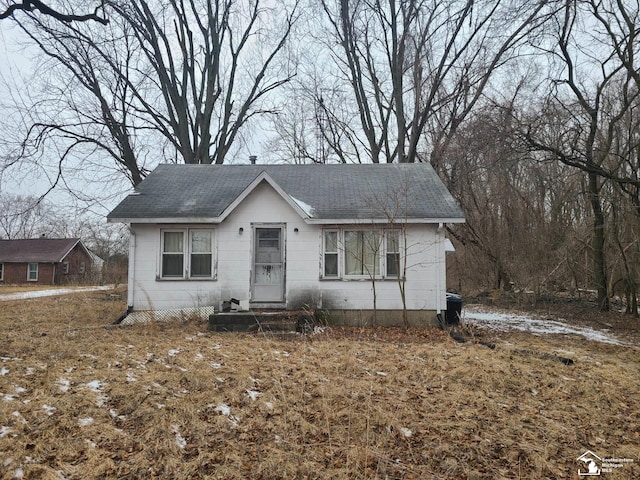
[0,238,94,285]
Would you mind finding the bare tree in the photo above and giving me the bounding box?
[520,0,640,310]
[107,0,299,165]
[314,0,556,164]
[0,0,108,24]
[2,0,299,203]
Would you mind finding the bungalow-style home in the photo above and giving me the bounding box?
[107,163,465,326]
[0,237,94,285]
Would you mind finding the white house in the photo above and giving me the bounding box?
[107,163,464,326]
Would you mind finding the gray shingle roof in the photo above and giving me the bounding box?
[107,163,464,223]
[0,238,82,263]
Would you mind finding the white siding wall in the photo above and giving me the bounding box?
[129,181,446,312]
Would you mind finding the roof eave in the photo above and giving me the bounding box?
[107,217,223,224]
[304,217,466,225]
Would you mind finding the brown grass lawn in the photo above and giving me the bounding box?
[0,291,638,479]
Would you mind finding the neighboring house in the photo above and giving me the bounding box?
[0,238,93,285]
[107,163,465,326]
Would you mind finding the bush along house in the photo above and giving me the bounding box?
[107,163,465,326]
[0,237,94,285]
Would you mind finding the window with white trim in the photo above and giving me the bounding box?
[322,228,401,279]
[385,230,400,277]
[28,263,38,281]
[323,230,338,277]
[160,229,214,279]
[62,262,69,274]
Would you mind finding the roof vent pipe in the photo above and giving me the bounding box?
[249,155,257,165]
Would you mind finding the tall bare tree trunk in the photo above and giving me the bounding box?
[588,172,609,311]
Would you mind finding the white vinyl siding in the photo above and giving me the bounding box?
[160,229,214,279]
[27,263,38,281]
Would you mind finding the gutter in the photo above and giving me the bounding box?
[127,225,136,311]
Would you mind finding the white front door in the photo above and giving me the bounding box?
[251,226,285,303]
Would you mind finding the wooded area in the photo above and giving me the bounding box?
[0,0,639,314]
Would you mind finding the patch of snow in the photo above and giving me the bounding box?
[126,372,137,383]
[0,357,21,362]
[42,404,56,416]
[24,368,34,376]
[1,394,17,402]
[194,353,204,360]
[463,306,624,345]
[57,378,70,392]
[13,468,23,479]
[0,285,114,301]
[376,371,388,377]
[0,367,9,376]
[400,427,412,438]
[172,425,186,449]
[168,349,180,357]
[86,380,103,392]
[12,411,27,424]
[290,196,315,217]
[0,426,12,438]
[214,404,230,416]
[13,386,25,394]
[246,389,261,401]
[210,362,222,369]
[78,417,94,426]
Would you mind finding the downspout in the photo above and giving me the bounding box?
[436,223,444,315]
[127,225,136,309]
[52,263,56,285]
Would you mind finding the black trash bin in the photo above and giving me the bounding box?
[445,293,463,325]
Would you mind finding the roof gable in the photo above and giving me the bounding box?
[107,163,465,224]
[0,238,83,263]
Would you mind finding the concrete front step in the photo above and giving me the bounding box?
[209,311,307,333]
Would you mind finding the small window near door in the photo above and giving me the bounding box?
[323,231,338,277]
[28,263,38,281]
[63,262,69,274]
[385,230,400,277]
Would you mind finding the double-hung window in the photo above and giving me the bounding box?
[322,228,401,279]
[323,231,339,277]
[385,230,400,277]
[161,229,214,279]
[28,263,38,281]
